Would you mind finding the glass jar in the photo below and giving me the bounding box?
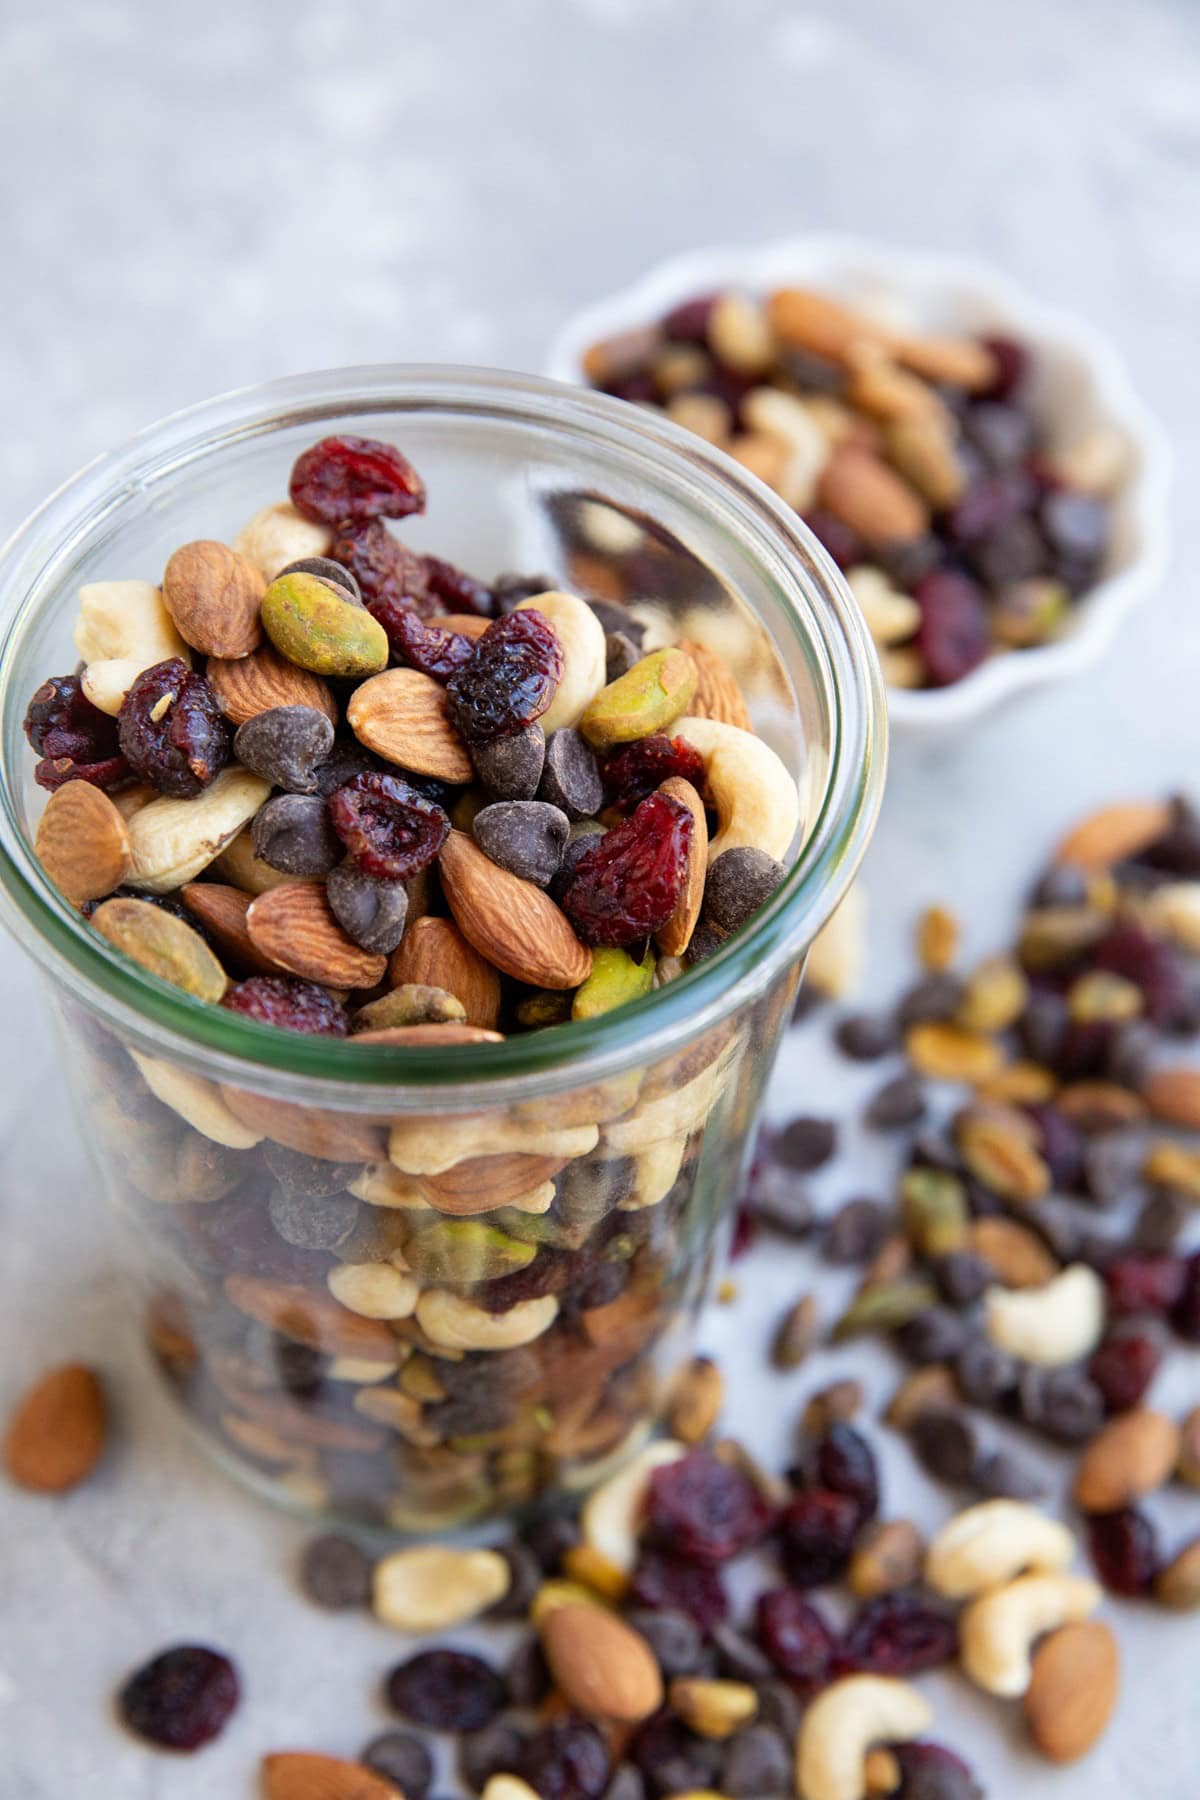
[0,367,885,1532]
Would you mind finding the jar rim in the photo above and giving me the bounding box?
[0,364,887,1106]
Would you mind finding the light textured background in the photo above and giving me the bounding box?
[1,0,1198,1793]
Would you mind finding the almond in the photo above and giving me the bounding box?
[389,915,502,1029]
[428,612,491,640]
[889,332,998,392]
[766,287,883,363]
[969,1217,1058,1289]
[162,539,265,658]
[419,1152,569,1214]
[1023,1620,1119,1763]
[261,1751,402,1800]
[4,1363,106,1492]
[247,883,388,988]
[817,443,930,545]
[213,1374,386,1453]
[439,830,592,989]
[224,1275,397,1361]
[218,1085,387,1163]
[656,776,707,955]
[206,641,338,726]
[180,882,290,975]
[1073,1408,1181,1512]
[1053,800,1172,871]
[541,1603,663,1722]
[347,667,474,782]
[34,782,131,904]
[1141,1066,1200,1128]
[677,638,753,731]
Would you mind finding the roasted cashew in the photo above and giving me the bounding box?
[388,1113,598,1175]
[925,1500,1076,1599]
[580,1439,687,1574]
[960,1572,1101,1697]
[984,1262,1105,1367]
[73,579,190,674]
[603,1040,739,1154]
[326,1262,419,1321]
[416,1289,558,1351]
[796,1674,933,1800]
[620,1137,687,1211]
[131,1052,263,1152]
[674,715,801,865]
[349,1165,433,1210]
[372,1545,510,1632]
[233,501,332,581]
[125,768,271,893]
[515,591,607,731]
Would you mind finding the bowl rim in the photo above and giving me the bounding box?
[543,232,1172,730]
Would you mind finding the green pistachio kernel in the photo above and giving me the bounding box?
[403,1219,538,1285]
[900,1168,968,1257]
[92,896,229,1003]
[578,646,699,748]
[259,571,389,677]
[572,946,656,1020]
[831,1278,940,1342]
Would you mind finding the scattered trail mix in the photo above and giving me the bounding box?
[21,432,803,1535]
[580,286,1119,689]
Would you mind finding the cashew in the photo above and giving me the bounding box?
[388,1113,598,1175]
[349,1165,433,1210]
[1154,882,1200,953]
[847,566,920,648]
[126,768,271,893]
[506,1180,556,1215]
[212,827,319,895]
[325,1356,399,1385]
[925,1500,1077,1599]
[81,657,150,717]
[516,591,607,731]
[326,1263,419,1320]
[674,715,801,866]
[416,1288,558,1351]
[73,579,190,672]
[372,1545,510,1632]
[960,1572,1102,1697]
[796,1675,933,1800]
[233,500,332,581]
[130,1052,263,1151]
[603,1040,738,1154]
[742,386,830,509]
[580,1439,687,1574]
[620,1136,687,1210]
[482,1780,540,1800]
[984,1262,1105,1367]
[807,882,866,999]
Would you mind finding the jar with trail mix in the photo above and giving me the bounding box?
[0,369,884,1530]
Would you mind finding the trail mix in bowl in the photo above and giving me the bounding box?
[581,287,1122,688]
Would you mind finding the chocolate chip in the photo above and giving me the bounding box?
[1019,1366,1105,1442]
[972,1448,1044,1501]
[775,1115,837,1172]
[703,848,787,934]
[484,1541,543,1620]
[898,973,965,1029]
[722,1724,793,1799]
[834,1011,900,1060]
[1106,1018,1155,1089]
[1028,863,1089,908]
[605,631,641,681]
[821,1196,888,1265]
[896,1307,969,1365]
[711,1623,774,1682]
[268,1187,360,1251]
[520,1512,580,1573]
[934,1250,993,1306]
[955,1338,1019,1406]
[459,1722,529,1793]
[754,1680,802,1739]
[1133,1187,1190,1252]
[910,1409,978,1485]
[539,728,603,819]
[602,1768,648,1800]
[233,706,336,793]
[251,793,341,876]
[326,861,409,955]
[505,1637,551,1708]
[1019,990,1069,1063]
[493,571,557,612]
[473,800,569,887]
[748,1166,814,1238]
[263,1142,363,1199]
[684,919,729,965]
[311,738,382,798]
[298,1533,373,1609]
[626,1607,710,1678]
[471,724,546,800]
[362,1731,434,1800]
[864,1072,927,1130]
[588,599,648,645]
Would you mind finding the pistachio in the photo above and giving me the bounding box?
[403,1219,536,1285]
[1067,969,1143,1023]
[668,1356,724,1444]
[579,647,698,748]
[572,946,656,1019]
[260,571,388,677]
[832,1278,939,1341]
[352,985,467,1032]
[372,1545,510,1632]
[900,1168,968,1256]
[92,896,229,1001]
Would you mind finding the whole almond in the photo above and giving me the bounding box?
[35,781,131,903]
[1023,1619,1119,1763]
[1155,1536,1200,1610]
[206,641,339,726]
[1073,1408,1181,1513]
[347,667,474,782]
[1054,800,1172,871]
[419,1152,568,1214]
[889,332,998,392]
[261,1751,401,1800]
[541,1602,663,1722]
[163,540,265,658]
[224,1275,396,1361]
[439,830,592,989]
[969,1217,1058,1288]
[766,287,883,363]
[656,776,707,956]
[4,1363,106,1492]
[1141,1067,1200,1128]
[218,1084,387,1163]
[676,638,753,731]
[180,882,289,975]
[389,915,502,1029]
[247,884,387,988]
[817,444,929,545]
[215,1375,386,1453]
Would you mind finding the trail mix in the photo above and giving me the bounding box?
[580,286,1121,688]
[21,431,803,1531]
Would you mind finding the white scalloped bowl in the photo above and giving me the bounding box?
[544,236,1171,734]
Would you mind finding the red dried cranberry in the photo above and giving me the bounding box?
[1087,1507,1161,1594]
[1171,1250,1200,1342]
[662,293,719,343]
[979,336,1029,403]
[1089,1325,1162,1413]
[914,571,990,687]
[447,609,564,744]
[373,602,475,680]
[645,1449,773,1563]
[118,659,230,797]
[811,1423,879,1526]
[895,1742,983,1800]
[1105,1253,1187,1316]
[517,1718,610,1799]
[804,507,863,570]
[778,1490,861,1588]
[222,977,350,1037]
[289,434,425,526]
[25,671,130,790]
[330,521,434,619]
[629,1547,728,1628]
[422,553,493,616]
[118,1644,239,1751]
[1053,1020,1115,1082]
[600,734,705,813]
[837,1592,958,1676]
[755,1588,836,1692]
[1094,923,1184,1027]
[386,1649,505,1730]
[561,791,693,948]
[729,1199,756,1259]
[943,470,1033,545]
[35,751,131,792]
[327,771,449,881]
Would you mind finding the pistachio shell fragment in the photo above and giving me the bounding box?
[92,896,229,1002]
[260,571,389,677]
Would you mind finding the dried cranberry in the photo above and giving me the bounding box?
[118,659,230,797]
[662,293,719,343]
[327,771,449,881]
[1024,1101,1084,1190]
[778,1489,861,1587]
[914,571,990,687]
[755,1588,836,1692]
[943,470,1033,545]
[386,1649,505,1730]
[222,976,350,1037]
[374,603,475,680]
[1087,1507,1161,1594]
[837,1592,958,1676]
[629,1711,722,1797]
[117,1644,239,1751]
[629,1548,728,1628]
[447,609,564,744]
[729,1200,756,1259]
[475,1247,574,1313]
[289,434,425,526]
[804,507,863,570]
[330,521,434,618]
[645,1450,773,1563]
[1089,1324,1162,1412]
[25,671,130,790]
[422,552,493,616]
[1105,1253,1187,1316]
[35,751,131,792]
[894,1742,983,1800]
[810,1423,880,1526]
[979,335,1029,402]
[1094,923,1184,1027]
[562,791,693,948]
[600,734,705,813]
[1171,1250,1200,1342]
[517,1718,610,1799]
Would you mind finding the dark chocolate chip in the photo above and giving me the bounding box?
[864,1072,927,1130]
[775,1115,837,1173]
[471,724,546,800]
[298,1533,373,1609]
[473,800,570,888]
[539,728,604,819]
[834,1012,901,1060]
[703,848,786,934]
[233,706,335,794]
[326,861,409,955]
[251,793,342,876]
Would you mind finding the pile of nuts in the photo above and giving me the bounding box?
[580,286,1120,688]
